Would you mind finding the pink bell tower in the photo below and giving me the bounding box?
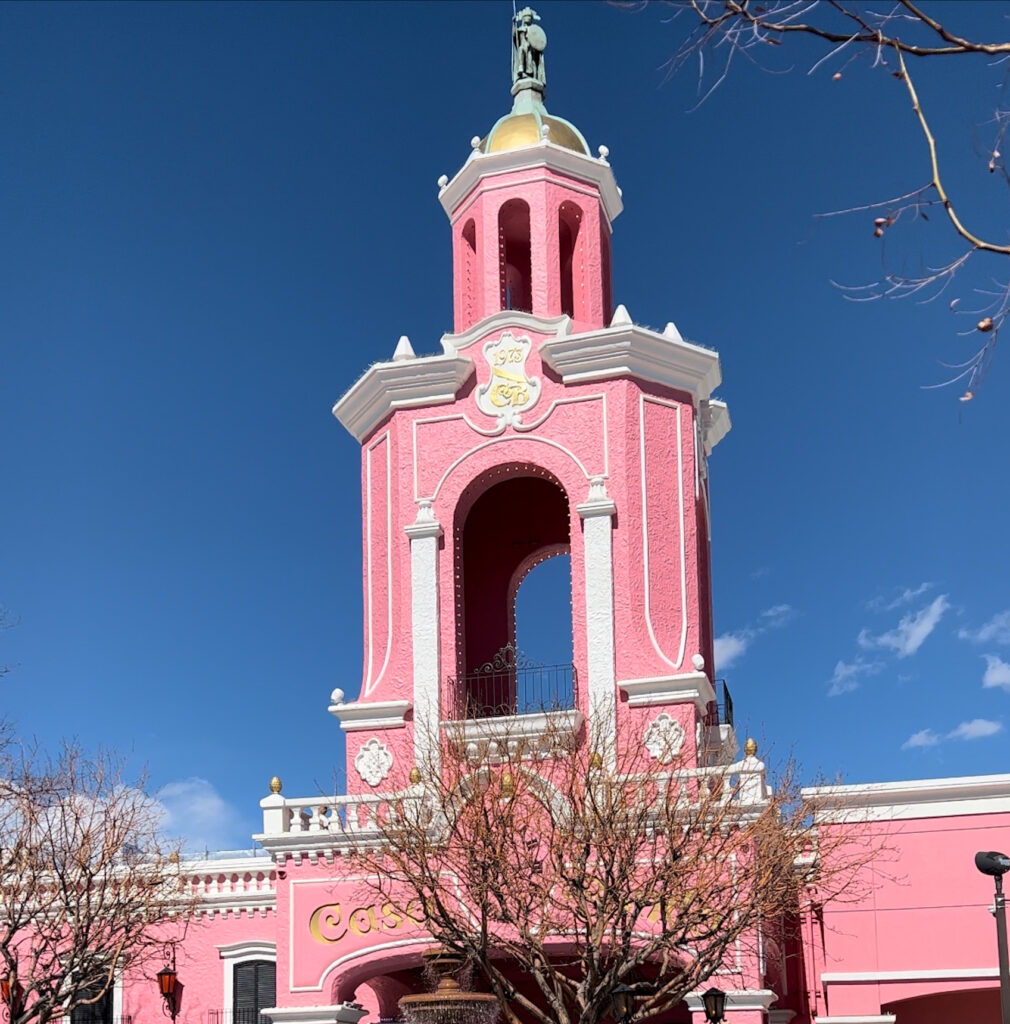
[329,6,733,792]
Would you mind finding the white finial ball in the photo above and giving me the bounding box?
[471,136,482,150]
[437,174,448,189]
[692,653,705,671]
[540,123,551,138]
[598,144,609,159]
[330,687,345,705]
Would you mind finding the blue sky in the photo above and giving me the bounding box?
[2,1,1008,851]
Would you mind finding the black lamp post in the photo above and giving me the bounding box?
[610,984,635,1024]
[701,987,726,1024]
[157,945,179,1023]
[1,967,23,1020]
[975,851,1010,1024]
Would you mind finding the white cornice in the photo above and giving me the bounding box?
[263,1004,366,1024]
[822,968,999,983]
[539,323,722,401]
[618,672,716,711]
[803,772,1010,821]
[684,990,776,1013]
[441,310,573,354]
[333,355,475,443]
[327,698,412,731]
[439,143,623,225]
[704,399,731,454]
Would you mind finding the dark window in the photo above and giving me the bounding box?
[234,960,276,1024]
[498,199,532,312]
[71,988,113,1024]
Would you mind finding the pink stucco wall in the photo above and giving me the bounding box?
[802,808,1010,1021]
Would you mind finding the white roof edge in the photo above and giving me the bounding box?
[333,353,476,442]
[438,143,623,224]
[539,322,722,400]
[803,772,1010,815]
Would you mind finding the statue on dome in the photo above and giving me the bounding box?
[512,7,547,89]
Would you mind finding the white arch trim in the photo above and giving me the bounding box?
[639,395,688,670]
[218,940,278,1012]
[363,432,392,698]
[425,434,594,505]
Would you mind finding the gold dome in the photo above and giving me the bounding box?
[481,111,589,155]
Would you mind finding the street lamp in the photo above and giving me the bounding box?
[157,945,179,1023]
[610,984,635,1024]
[701,987,726,1024]
[975,850,1010,1024]
[1,969,23,1020]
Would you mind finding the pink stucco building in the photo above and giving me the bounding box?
[77,11,1009,1024]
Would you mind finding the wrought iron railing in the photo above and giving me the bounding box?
[446,644,577,719]
[209,1011,270,1024]
[704,679,733,728]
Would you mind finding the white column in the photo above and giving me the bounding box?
[577,477,617,765]
[405,501,443,774]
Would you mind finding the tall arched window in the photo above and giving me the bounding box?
[600,220,613,324]
[460,218,477,326]
[233,960,275,1024]
[558,201,583,319]
[498,199,532,312]
[453,466,572,718]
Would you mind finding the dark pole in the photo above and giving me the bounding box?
[995,872,1010,1024]
[976,851,1010,1024]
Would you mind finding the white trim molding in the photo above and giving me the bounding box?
[333,354,474,443]
[443,709,585,762]
[618,672,715,711]
[219,941,277,1014]
[263,1004,367,1024]
[578,478,618,758]
[439,143,623,225]
[540,321,722,403]
[685,989,776,1014]
[441,310,572,354]
[822,968,1000,983]
[813,1017,896,1024]
[327,696,412,731]
[408,507,443,773]
[803,772,1010,821]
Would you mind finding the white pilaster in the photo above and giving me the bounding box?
[577,477,617,764]
[405,502,443,773]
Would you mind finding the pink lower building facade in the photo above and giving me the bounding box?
[78,12,1010,1024]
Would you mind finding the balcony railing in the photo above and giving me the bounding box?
[704,679,733,729]
[446,644,577,719]
[209,1011,270,1024]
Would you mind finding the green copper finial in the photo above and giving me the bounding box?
[512,7,547,95]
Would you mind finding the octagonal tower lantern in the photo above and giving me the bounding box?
[330,8,733,798]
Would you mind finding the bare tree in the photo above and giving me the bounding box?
[637,0,1010,396]
[352,721,879,1024]
[0,739,190,1024]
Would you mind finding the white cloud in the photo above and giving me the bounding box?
[714,603,797,672]
[155,778,251,856]
[858,595,950,658]
[947,718,1003,741]
[902,728,940,750]
[983,654,1010,692]
[959,609,1010,646]
[827,657,883,697]
[868,582,934,612]
[761,603,796,627]
[714,633,751,671]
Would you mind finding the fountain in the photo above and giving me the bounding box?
[398,947,501,1024]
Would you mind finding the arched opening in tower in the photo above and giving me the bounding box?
[460,218,477,326]
[498,199,532,313]
[454,467,573,718]
[558,201,582,319]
